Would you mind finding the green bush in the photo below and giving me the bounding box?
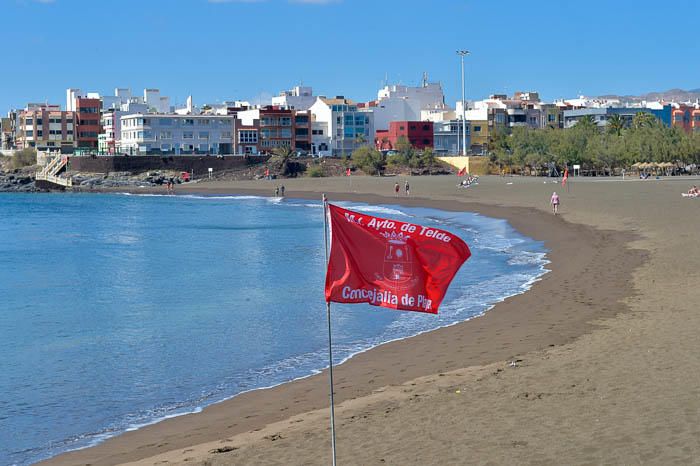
[307,165,324,177]
[351,146,385,175]
[11,148,37,169]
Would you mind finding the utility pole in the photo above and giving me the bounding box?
[457,50,470,156]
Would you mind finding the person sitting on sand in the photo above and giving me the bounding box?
[685,186,699,197]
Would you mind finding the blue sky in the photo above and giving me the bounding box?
[1,0,698,111]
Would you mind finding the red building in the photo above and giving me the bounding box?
[375,121,433,151]
[671,105,700,133]
[75,97,101,149]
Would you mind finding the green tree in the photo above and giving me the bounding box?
[607,114,625,136]
[351,146,385,175]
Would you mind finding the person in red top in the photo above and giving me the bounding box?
[550,191,560,215]
[394,182,400,197]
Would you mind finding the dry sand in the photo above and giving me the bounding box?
[42,174,700,465]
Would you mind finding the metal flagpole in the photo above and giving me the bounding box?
[322,194,338,466]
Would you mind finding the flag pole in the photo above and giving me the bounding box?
[322,193,338,466]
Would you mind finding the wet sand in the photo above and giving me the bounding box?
[43,174,700,465]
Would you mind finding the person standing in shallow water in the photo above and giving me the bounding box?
[394,182,400,197]
[550,191,560,215]
[404,180,410,196]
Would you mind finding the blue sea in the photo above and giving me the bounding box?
[0,193,548,465]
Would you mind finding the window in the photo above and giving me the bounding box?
[280,117,292,126]
[161,143,171,151]
[312,129,324,135]
[36,119,43,125]
[279,128,291,138]
[410,125,416,130]
[474,126,481,132]
[399,126,405,131]
[548,114,556,122]
[184,119,194,126]
[199,143,209,151]
[199,131,209,140]
[37,130,43,137]
[26,130,34,137]
[295,128,309,136]
[183,132,194,139]
[344,127,354,138]
[221,131,232,139]
[159,131,172,140]
[423,139,430,145]
[25,118,33,125]
[199,119,210,125]
[423,124,430,131]
[159,118,172,125]
[295,115,309,124]
[238,130,258,144]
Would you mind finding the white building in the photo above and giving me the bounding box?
[368,81,447,131]
[272,86,316,111]
[309,97,373,156]
[119,114,234,155]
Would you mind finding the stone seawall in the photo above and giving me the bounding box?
[67,155,269,175]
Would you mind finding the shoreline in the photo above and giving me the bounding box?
[41,177,646,466]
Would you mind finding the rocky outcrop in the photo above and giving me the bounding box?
[0,168,39,192]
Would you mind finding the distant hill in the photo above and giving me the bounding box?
[597,88,700,103]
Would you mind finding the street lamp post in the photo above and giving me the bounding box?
[457,50,470,156]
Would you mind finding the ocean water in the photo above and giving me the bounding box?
[0,193,548,465]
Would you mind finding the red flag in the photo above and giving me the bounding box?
[324,204,471,314]
[457,167,466,176]
[562,169,569,186]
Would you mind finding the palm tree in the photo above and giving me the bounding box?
[607,114,625,136]
[632,112,657,130]
[576,115,597,128]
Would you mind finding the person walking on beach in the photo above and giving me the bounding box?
[404,180,410,196]
[550,191,560,215]
[394,182,400,197]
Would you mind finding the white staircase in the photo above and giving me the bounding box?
[35,153,73,188]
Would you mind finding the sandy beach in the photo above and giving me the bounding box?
[41,174,700,465]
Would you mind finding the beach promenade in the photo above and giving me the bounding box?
[44,174,700,465]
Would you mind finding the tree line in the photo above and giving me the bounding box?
[490,113,700,175]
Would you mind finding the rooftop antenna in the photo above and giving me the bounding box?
[422,71,428,87]
[384,72,388,87]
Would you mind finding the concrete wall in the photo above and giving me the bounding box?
[66,155,269,174]
[438,156,490,175]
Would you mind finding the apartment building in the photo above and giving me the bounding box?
[433,120,470,155]
[15,104,75,151]
[120,114,234,154]
[75,97,101,149]
[309,97,374,156]
[233,106,312,154]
